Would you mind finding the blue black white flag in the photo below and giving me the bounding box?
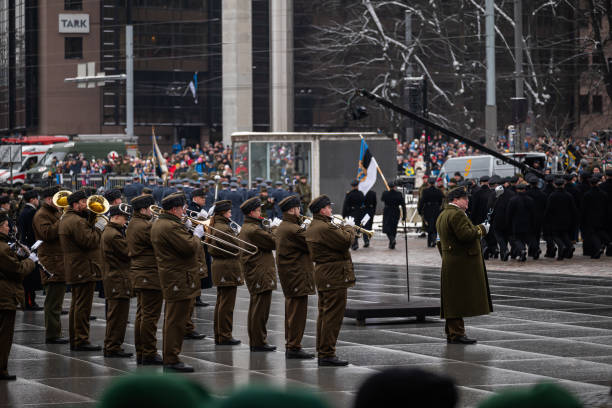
[357,137,378,194]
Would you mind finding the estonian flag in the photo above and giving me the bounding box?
[357,138,378,194]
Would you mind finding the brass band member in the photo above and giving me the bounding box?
[150,193,201,372]
[0,213,36,380]
[238,197,277,352]
[207,200,242,346]
[59,190,103,351]
[126,194,163,365]
[276,195,315,359]
[101,205,133,358]
[184,220,207,341]
[305,195,356,366]
[32,186,69,344]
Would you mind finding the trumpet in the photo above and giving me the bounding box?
[52,190,72,212]
[87,195,110,230]
[332,215,374,239]
[149,205,257,257]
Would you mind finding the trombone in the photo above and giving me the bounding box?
[332,215,374,239]
[87,195,110,230]
[149,205,257,257]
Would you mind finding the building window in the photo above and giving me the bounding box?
[592,95,603,114]
[65,0,83,10]
[64,37,83,59]
[579,94,590,114]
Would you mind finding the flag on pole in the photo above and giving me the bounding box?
[186,72,198,104]
[357,137,378,194]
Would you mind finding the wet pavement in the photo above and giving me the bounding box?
[2,262,612,408]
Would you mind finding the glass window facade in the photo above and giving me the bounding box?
[0,0,36,134]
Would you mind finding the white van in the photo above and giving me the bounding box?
[439,152,546,182]
[0,145,53,184]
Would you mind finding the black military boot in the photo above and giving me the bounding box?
[286,348,315,359]
[363,236,370,248]
[351,237,359,251]
[318,356,349,366]
[544,247,556,258]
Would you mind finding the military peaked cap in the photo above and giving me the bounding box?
[240,197,262,214]
[309,195,332,214]
[279,195,300,212]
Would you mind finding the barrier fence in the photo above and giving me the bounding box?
[37,173,157,191]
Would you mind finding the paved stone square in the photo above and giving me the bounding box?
[1,239,611,407]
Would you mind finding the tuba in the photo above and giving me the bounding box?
[52,190,72,212]
[87,195,110,230]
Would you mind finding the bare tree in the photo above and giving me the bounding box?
[298,0,584,140]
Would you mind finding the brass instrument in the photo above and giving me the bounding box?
[149,205,257,256]
[87,195,110,230]
[118,203,133,216]
[52,190,72,211]
[332,215,374,238]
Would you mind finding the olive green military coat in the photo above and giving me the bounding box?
[0,233,36,310]
[101,222,132,299]
[150,213,201,302]
[207,215,243,287]
[33,202,65,284]
[435,204,493,319]
[238,216,277,295]
[126,213,160,290]
[58,209,103,285]
[275,213,315,297]
[305,214,356,292]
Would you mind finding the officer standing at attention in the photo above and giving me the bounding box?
[342,180,365,250]
[506,183,534,262]
[101,205,133,358]
[362,190,376,248]
[275,195,316,359]
[228,182,244,225]
[123,176,144,204]
[544,178,577,260]
[150,193,203,372]
[152,178,164,205]
[380,181,406,249]
[435,187,492,344]
[238,197,278,352]
[305,195,356,366]
[33,186,69,344]
[126,194,164,366]
[0,213,36,381]
[417,178,444,247]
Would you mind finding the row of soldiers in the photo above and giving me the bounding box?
[0,182,357,380]
[418,169,612,261]
[114,175,312,226]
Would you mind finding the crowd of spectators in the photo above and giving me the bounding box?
[46,142,236,180]
[397,132,611,177]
